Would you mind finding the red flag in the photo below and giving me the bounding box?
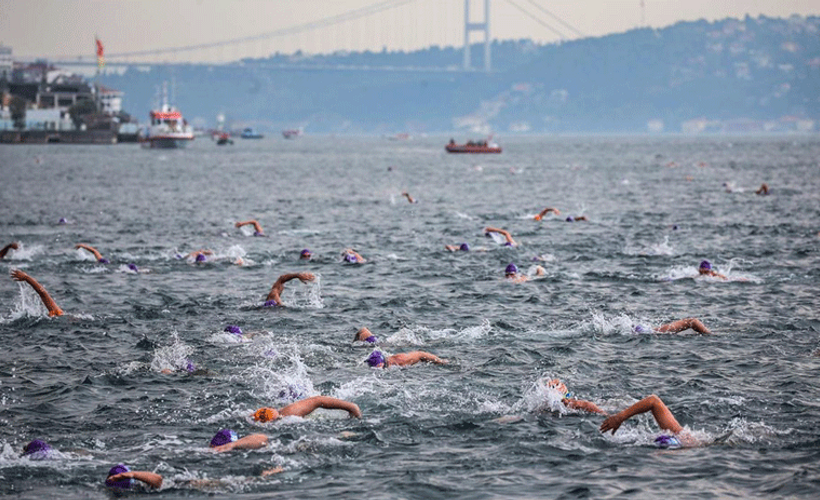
[96,38,105,69]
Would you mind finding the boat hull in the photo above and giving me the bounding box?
[445,145,502,154]
[146,136,194,149]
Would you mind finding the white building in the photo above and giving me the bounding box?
[97,85,123,114]
[0,45,12,81]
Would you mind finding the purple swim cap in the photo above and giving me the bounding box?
[699,260,712,270]
[366,351,386,367]
[224,325,243,335]
[632,324,650,334]
[505,263,518,275]
[127,263,138,272]
[364,335,378,344]
[106,464,134,489]
[98,258,110,264]
[459,243,469,251]
[195,254,207,262]
[185,359,196,373]
[263,299,278,308]
[277,384,305,401]
[58,218,67,224]
[300,248,311,257]
[566,216,574,222]
[210,429,238,447]
[23,439,52,459]
[344,253,357,263]
[253,231,264,237]
[654,435,681,449]
[503,241,513,247]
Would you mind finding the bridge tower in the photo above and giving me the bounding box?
[463,0,491,72]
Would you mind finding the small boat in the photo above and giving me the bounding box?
[445,138,502,154]
[282,128,303,139]
[145,100,194,149]
[241,127,263,139]
[216,133,233,145]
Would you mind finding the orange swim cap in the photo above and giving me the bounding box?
[534,214,542,221]
[253,407,276,423]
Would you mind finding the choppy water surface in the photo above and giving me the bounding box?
[1,136,819,499]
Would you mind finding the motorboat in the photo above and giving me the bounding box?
[445,138,502,154]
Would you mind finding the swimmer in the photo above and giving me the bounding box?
[565,215,588,222]
[299,248,312,260]
[251,395,362,423]
[341,248,366,263]
[600,394,699,448]
[445,243,470,252]
[755,183,769,195]
[366,350,447,368]
[542,379,607,415]
[75,243,109,263]
[180,249,213,262]
[698,260,727,280]
[209,429,270,453]
[22,439,53,460]
[533,207,560,221]
[0,242,19,259]
[632,318,712,335]
[106,464,163,489]
[354,327,379,343]
[10,269,63,317]
[235,219,265,236]
[401,191,417,203]
[264,272,315,307]
[504,263,545,283]
[484,226,518,247]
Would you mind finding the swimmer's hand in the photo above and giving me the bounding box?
[599,413,625,434]
[10,269,29,282]
[296,272,315,283]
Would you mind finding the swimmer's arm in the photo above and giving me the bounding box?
[599,395,683,435]
[445,245,458,252]
[654,318,712,335]
[563,398,607,415]
[280,396,362,418]
[75,243,103,260]
[10,270,63,317]
[484,227,516,246]
[235,220,261,231]
[0,242,19,259]
[212,434,269,452]
[266,272,315,301]
[401,191,416,203]
[107,471,163,489]
[344,249,366,263]
[411,351,448,365]
[534,207,560,220]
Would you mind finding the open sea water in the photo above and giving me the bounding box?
[1,135,819,499]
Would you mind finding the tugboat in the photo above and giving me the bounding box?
[445,137,502,154]
[144,85,194,149]
[240,127,263,139]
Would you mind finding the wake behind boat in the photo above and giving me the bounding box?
[445,138,502,154]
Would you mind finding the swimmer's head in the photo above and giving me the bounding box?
[263,299,278,308]
[672,225,679,230]
[210,429,238,448]
[632,324,650,334]
[566,216,574,222]
[106,464,134,489]
[344,253,357,263]
[654,434,681,449]
[127,263,139,272]
[224,325,243,335]
[366,350,386,368]
[252,407,280,423]
[195,254,207,262]
[300,248,312,259]
[98,258,110,264]
[185,359,196,373]
[503,241,513,247]
[22,439,52,459]
[58,218,67,225]
[364,335,378,343]
[504,263,518,276]
[459,243,470,251]
[543,378,570,398]
[699,260,712,271]
[253,231,264,237]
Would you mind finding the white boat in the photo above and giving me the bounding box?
[144,102,194,149]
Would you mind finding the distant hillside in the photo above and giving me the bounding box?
[101,15,820,134]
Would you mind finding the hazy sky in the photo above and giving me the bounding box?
[2,0,819,63]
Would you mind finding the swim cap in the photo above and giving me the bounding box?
[367,351,386,367]
[252,407,277,423]
[300,249,312,257]
[210,429,238,447]
[98,258,110,264]
[58,218,67,224]
[505,263,518,275]
[459,243,470,251]
[344,253,357,263]
[224,325,243,335]
[654,435,681,449]
[364,335,378,344]
[632,324,650,334]
[277,384,305,401]
[672,225,679,230]
[195,254,207,262]
[22,439,52,459]
[127,263,138,272]
[254,231,264,237]
[503,242,513,247]
[263,299,278,308]
[106,464,134,489]
[185,360,196,373]
[566,216,574,222]
[699,260,712,270]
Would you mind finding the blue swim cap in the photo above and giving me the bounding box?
[106,464,134,489]
[699,260,712,270]
[98,258,110,264]
[263,299,278,308]
[654,434,682,449]
[127,263,138,272]
[505,263,518,275]
[22,439,52,459]
[344,253,357,263]
[364,335,378,344]
[459,243,470,251]
[367,351,386,367]
[224,325,243,335]
[210,429,238,447]
[195,254,207,262]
